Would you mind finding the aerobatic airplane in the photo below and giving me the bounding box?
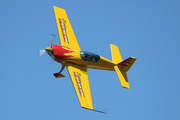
[39,6,136,113]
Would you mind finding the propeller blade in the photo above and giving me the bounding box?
[38,49,46,57]
[49,34,56,47]
[38,34,55,57]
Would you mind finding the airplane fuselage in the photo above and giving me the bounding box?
[48,45,115,71]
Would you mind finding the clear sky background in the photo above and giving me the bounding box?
[1,0,180,120]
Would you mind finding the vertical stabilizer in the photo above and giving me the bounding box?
[110,44,122,64]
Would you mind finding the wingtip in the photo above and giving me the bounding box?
[53,6,65,11]
[129,56,137,60]
[123,86,130,89]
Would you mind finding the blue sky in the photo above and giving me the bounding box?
[1,0,180,120]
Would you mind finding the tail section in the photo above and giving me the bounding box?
[118,57,137,72]
[110,44,123,64]
[110,44,136,89]
[114,65,129,88]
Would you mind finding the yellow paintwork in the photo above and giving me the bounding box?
[110,44,136,88]
[114,65,129,88]
[53,6,136,111]
[53,6,81,51]
[64,55,115,71]
[66,63,93,110]
[64,49,81,60]
[110,44,122,64]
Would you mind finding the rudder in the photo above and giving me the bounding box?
[110,44,122,64]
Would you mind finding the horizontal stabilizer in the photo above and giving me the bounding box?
[118,57,136,72]
[114,65,129,88]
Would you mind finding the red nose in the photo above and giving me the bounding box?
[52,45,74,58]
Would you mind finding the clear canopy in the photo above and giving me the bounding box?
[79,51,100,63]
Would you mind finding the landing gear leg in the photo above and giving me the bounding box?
[53,63,65,78]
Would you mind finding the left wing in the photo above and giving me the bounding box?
[66,63,93,110]
[53,6,81,51]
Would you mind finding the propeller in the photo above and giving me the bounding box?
[49,34,56,47]
[38,34,56,57]
[38,49,46,57]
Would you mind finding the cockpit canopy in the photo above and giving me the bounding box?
[80,51,100,63]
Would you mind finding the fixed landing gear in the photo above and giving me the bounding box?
[53,63,65,78]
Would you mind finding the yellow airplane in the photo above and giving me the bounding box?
[39,6,136,112]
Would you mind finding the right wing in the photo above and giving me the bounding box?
[66,63,93,110]
[53,6,81,51]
